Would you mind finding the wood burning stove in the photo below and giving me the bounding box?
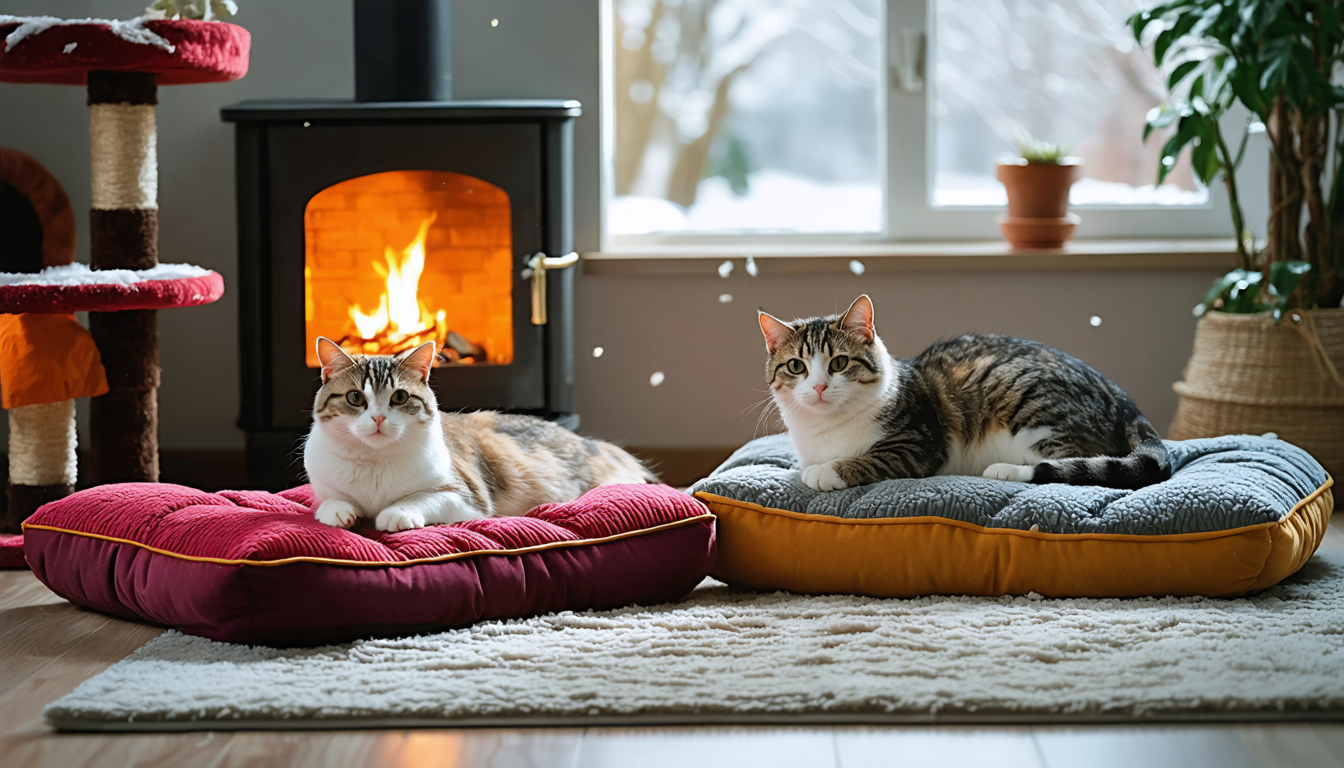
[222,0,579,488]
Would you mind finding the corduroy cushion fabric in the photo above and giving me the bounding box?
[22,483,717,647]
[692,434,1332,599]
[0,533,24,568]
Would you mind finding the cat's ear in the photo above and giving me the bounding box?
[758,311,793,355]
[316,337,356,383]
[838,295,875,342]
[399,341,436,382]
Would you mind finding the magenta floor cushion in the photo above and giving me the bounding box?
[22,483,716,647]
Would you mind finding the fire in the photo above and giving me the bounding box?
[338,214,476,363]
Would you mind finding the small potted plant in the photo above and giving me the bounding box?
[995,137,1082,249]
[1131,0,1343,479]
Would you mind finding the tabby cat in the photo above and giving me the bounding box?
[758,295,1170,491]
[305,338,655,531]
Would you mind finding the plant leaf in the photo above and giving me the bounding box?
[1157,116,1202,184]
[1167,60,1200,91]
[1269,260,1311,298]
[1190,132,1221,185]
[1143,104,1182,142]
[1202,269,1248,309]
[1226,272,1263,313]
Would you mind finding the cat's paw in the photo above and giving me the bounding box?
[983,463,1035,482]
[315,499,360,528]
[375,504,427,532]
[801,461,848,492]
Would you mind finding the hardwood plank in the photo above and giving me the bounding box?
[0,601,116,699]
[0,617,162,762]
[577,726,836,768]
[219,728,583,768]
[1237,724,1344,768]
[1313,725,1344,763]
[1033,726,1266,768]
[0,575,63,616]
[835,726,1044,768]
[2,730,234,768]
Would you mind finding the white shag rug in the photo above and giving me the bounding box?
[45,554,1344,731]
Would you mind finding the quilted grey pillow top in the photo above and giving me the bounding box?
[690,434,1329,536]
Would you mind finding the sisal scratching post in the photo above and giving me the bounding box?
[7,401,78,520]
[0,14,248,496]
[0,149,106,531]
[87,71,161,483]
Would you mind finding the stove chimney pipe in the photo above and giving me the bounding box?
[354,0,452,102]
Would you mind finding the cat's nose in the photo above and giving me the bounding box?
[372,415,386,426]
[814,384,827,396]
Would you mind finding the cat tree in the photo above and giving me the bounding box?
[0,15,246,525]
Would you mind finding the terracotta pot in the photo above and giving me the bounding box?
[1169,308,1344,481]
[995,213,1080,250]
[996,158,1082,249]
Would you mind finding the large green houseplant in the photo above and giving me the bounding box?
[1131,0,1343,477]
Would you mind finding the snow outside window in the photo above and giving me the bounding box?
[607,0,883,236]
[603,0,1261,244]
[932,0,1206,208]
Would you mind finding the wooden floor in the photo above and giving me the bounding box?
[2,519,1342,768]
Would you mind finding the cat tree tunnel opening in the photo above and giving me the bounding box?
[303,170,513,368]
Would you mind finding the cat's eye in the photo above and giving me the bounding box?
[345,390,365,407]
[390,389,409,405]
[829,355,850,373]
[785,359,807,375]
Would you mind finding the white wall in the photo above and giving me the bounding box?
[0,0,1232,452]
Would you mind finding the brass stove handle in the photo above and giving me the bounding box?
[526,251,579,325]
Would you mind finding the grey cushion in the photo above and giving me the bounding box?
[690,434,1329,536]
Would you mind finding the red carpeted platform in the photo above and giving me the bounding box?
[0,18,250,85]
[0,270,224,314]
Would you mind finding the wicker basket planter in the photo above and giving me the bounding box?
[1170,308,1344,479]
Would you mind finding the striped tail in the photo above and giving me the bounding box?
[1030,419,1171,490]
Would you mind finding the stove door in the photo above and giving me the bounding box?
[265,122,546,428]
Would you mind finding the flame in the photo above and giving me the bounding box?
[343,214,466,359]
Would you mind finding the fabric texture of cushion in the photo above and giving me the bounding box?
[691,434,1332,598]
[22,483,716,647]
[0,533,24,569]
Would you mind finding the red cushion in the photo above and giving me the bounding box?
[0,19,250,86]
[0,533,24,569]
[0,270,224,313]
[22,483,716,646]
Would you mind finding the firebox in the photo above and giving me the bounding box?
[222,1,580,488]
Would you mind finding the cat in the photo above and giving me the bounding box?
[757,295,1171,491]
[304,337,656,531]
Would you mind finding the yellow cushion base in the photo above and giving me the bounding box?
[693,479,1333,598]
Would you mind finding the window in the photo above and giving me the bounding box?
[603,0,1263,246]
[607,0,883,236]
[932,0,1207,208]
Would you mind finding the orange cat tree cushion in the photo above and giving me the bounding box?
[691,434,1332,599]
[0,313,108,408]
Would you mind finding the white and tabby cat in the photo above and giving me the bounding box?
[305,338,655,531]
[759,295,1171,491]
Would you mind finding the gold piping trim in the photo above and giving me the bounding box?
[20,514,716,568]
[694,475,1332,543]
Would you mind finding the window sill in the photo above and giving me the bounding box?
[581,239,1236,275]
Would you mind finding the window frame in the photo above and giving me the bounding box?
[599,0,1267,251]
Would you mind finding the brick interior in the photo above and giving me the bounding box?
[304,171,513,367]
